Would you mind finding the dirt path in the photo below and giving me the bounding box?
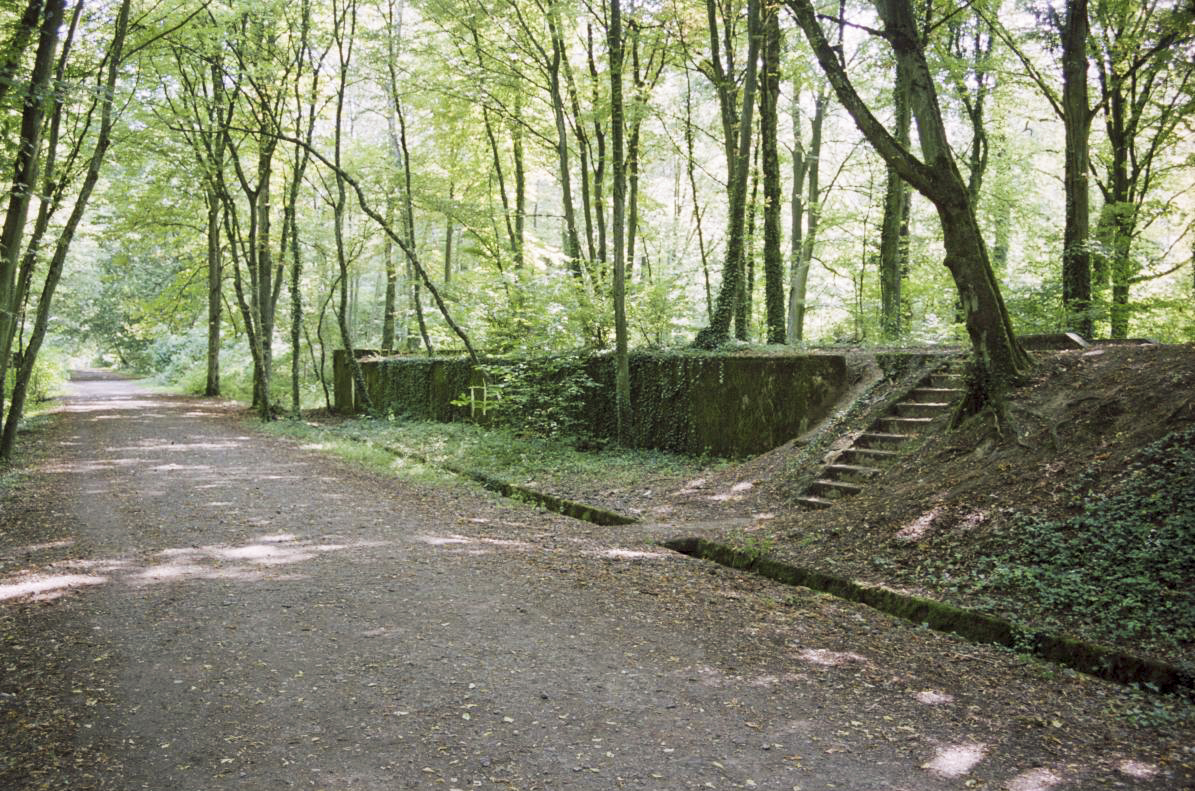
[1,372,1190,790]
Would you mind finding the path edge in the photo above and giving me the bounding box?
[662,536,1194,697]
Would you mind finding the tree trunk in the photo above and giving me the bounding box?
[760,5,785,344]
[206,190,223,395]
[787,0,1029,412]
[0,0,64,420]
[694,0,761,349]
[587,24,609,270]
[1,0,127,460]
[512,99,526,269]
[736,149,760,341]
[443,184,455,283]
[0,0,46,115]
[331,0,370,412]
[382,218,396,349]
[556,12,596,267]
[547,40,583,277]
[1060,0,1093,337]
[685,74,714,322]
[789,90,826,342]
[609,0,631,443]
[879,63,911,340]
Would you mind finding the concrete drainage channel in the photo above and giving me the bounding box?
[334,431,1191,696]
[343,433,640,527]
[663,536,1195,697]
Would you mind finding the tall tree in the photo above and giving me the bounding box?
[609,0,631,442]
[0,0,65,420]
[330,0,371,412]
[161,31,231,398]
[1090,0,1194,337]
[786,51,832,343]
[1060,0,1094,337]
[787,0,1030,412]
[694,0,762,348]
[2,0,131,460]
[877,59,911,340]
[759,0,784,344]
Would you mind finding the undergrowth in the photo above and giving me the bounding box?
[962,425,1195,656]
[266,415,718,498]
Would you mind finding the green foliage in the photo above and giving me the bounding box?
[467,354,600,441]
[967,426,1195,653]
[3,346,71,407]
[728,530,775,563]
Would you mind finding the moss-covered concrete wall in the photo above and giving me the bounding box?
[582,353,847,456]
[335,350,848,457]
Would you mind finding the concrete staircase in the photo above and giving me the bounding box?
[796,361,966,510]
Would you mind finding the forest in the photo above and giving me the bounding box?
[0,0,1192,457]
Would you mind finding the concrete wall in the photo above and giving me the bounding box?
[334,350,849,457]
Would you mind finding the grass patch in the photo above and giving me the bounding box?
[261,420,458,487]
[262,415,718,505]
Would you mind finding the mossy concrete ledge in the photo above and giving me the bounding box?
[663,537,1194,696]
[334,350,850,457]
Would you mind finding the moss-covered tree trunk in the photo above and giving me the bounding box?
[760,4,785,345]
[694,0,761,349]
[609,0,631,442]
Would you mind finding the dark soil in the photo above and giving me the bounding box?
[2,369,1193,788]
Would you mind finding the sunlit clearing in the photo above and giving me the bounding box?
[108,440,243,453]
[42,458,152,473]
[914,690,954,705]
[796,648,868,667]
[1007,767,1062,791]
[922,743,987,778]
[1118,760,1158,779]
[0,573,108,601]
[63,398,168,412]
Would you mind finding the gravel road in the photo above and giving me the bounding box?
[0,371,1189,790]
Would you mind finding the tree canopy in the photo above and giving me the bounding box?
[1,0,1192,456]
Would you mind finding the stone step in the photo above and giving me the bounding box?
[840,447,901,465]
[909,387,964,402]
[876,416,934,433]
[855,431,913,448]
[894,401,953,419]
[930,372,965,388]
[797,495,833,510]
[824,463,882,483]
[808,479,864,499]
